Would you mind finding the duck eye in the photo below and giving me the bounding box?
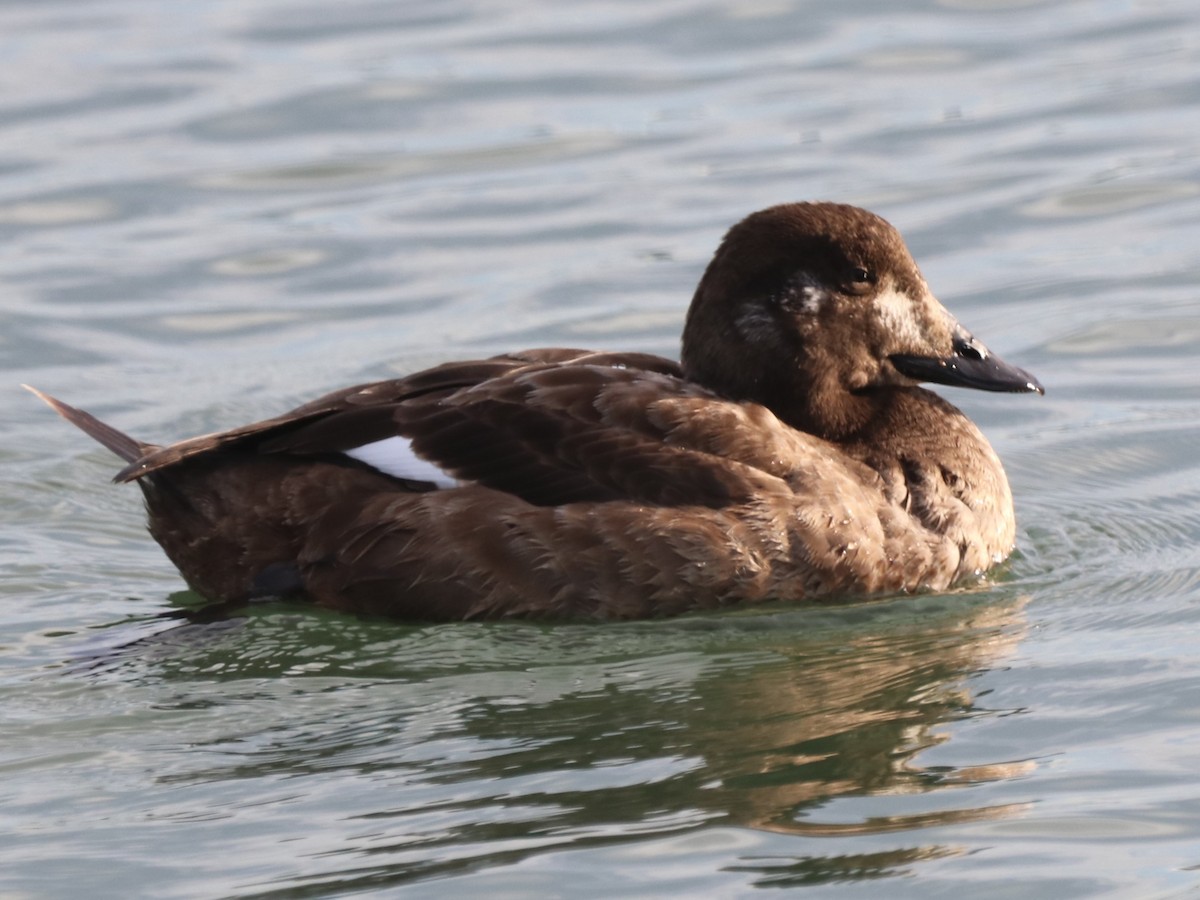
[843,266,874,295]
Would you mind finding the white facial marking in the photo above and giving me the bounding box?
[737,281,827,342]
[872,279,928,347]
[343,436,459,488]
[796,284,824,315]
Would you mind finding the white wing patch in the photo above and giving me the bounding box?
[343,436,459,489]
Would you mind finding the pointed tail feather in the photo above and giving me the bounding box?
[23,385,154,468]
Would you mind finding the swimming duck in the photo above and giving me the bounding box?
[28,202,1042,620]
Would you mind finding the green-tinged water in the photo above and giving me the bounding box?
[4,0,1200,896]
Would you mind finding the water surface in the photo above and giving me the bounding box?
[4,0,1200,896]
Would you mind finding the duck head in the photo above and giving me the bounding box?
[681,202,1043,439]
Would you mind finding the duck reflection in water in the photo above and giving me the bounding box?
[96,593,1032,890]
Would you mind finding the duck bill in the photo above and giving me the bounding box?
[890,325,1044,395]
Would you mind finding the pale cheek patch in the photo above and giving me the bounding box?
[343,436,460,489]
[873,281,928,348]
[795,285,825,315]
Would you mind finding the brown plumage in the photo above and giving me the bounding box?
[28,202,1043,620]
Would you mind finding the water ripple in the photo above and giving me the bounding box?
[4,0,1200,896]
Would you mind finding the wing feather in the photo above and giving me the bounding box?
[113,348,792,511]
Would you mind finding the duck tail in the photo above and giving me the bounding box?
[23,385,153,468]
